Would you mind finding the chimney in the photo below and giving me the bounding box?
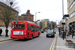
[26,10,30,14]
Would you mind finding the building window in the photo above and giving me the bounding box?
[15,12,17,17]
[24,17,27,20]
[11,20,13,21]
[70,11,75,18]
[68,0,71,2]
[69,1,75,10]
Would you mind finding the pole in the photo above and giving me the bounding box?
[62,0,64,17]
[35,12,37,21]
[63,25,64,40]
[62,0,65,40]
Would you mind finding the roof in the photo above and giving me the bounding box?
[0,2,18,13]
[21,13,34,16]
[11,21,40,27]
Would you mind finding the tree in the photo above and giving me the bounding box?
[49,23,51,29]
[0,0,19,37]
[0,0,19,11]
[51,22,56,29]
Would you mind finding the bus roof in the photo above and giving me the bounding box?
[11,21,40,27]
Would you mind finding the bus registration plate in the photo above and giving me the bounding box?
[13,31,23,35]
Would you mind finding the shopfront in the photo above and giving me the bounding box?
[69,22,75,35]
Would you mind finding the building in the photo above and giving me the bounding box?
[19,10,34,22]
[0,2,19,26]
[41,19,50,30]
[68,0,75,35]
[67,0,75,35]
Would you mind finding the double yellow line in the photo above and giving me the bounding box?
[49,35,57,50]
[0,40,12,43]
[0,39,17,43]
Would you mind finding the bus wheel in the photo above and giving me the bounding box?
[38,33,39,37]
[31,35,33,39]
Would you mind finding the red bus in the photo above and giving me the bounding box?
[11,21,40,39]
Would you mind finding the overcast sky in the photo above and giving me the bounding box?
[0,0,68,23]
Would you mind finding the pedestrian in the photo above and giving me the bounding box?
[5,28,8,37]
[68,30,71,36]
[59,28,60,36]
[71,29,74,38]
[0,28,2,36]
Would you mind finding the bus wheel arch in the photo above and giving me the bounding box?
[31,34,33,39]
[38,33,40,37]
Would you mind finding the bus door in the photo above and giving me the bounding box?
[31,25,36,37]
[35,26,38,36]
[27,24,31,38]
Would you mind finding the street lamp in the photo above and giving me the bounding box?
[62,0,64,17]
[35,12,40,21]
[10,0,13,7]
[62,17,65,40]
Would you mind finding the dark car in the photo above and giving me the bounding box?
[41,30,44,33]
[53,29,56,34]
[46,29,55,37]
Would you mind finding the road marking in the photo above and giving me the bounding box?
[0,39,17,43]
[52,36,57,50]
[49,35,57,50]
[0,40,13,43]
[50,37,56,50]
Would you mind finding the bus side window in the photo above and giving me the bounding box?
[31,25,33,31]
[37,27,38,31]
[27,24,29,30]
[29,25,31,30]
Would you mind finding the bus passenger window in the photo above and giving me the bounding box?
[27,24,29,30]
[12,24,25,29]
[31,26,34,31]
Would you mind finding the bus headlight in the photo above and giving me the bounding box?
[25,33,26,35]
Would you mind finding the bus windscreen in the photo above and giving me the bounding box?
[12,24,25,29]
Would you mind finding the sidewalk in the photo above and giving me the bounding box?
[56,34,75,50]
[0,35,11,42]
[0,27,11,42]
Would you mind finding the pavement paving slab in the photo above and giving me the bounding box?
[56,31,75,50]
[0,35,11,42]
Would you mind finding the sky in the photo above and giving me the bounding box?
[0,0,68,24]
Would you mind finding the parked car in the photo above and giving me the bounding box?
[46,29,55,37]
[41,30,44,33]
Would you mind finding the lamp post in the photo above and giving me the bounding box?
[5,0,13,37]
[62,17,65,40]
[35,12,40,21]
[62,0,64,16]
[10,0,13,7]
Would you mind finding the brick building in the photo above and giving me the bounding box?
[0,2,19,26]
[19,10,34,22]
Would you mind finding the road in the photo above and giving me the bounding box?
[0,32,57,50]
